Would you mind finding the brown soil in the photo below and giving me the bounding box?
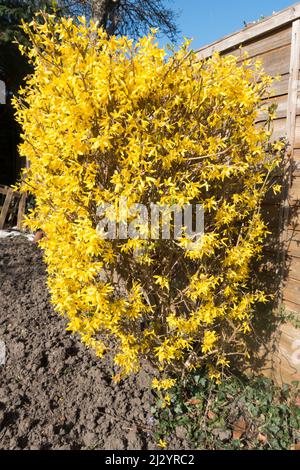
[0,237,158,450]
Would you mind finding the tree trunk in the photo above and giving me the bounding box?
[91,0,119,30]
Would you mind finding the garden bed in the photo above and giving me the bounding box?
[1,237,299,451]
[0,237,160,450]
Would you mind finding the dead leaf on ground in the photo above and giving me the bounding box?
[292,442,300,451]
[258,433,268,445]
[294,396,300,408]
[232,416,247,440]
[187,398,201,406]
[207,410,216,420]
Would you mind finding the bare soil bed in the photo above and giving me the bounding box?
[0,236,159,450]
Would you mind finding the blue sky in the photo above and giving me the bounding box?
[167,0,296,49]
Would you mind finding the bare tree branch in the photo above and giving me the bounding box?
[59,0,180,41]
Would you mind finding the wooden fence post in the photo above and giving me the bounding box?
[280,19,300,300]
[0,188,14,230]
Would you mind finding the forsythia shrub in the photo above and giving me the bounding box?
[14,14,285,387]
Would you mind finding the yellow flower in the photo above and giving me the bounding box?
[158,439,167,449]
[208,365,222,384]
[152,378,176,391]
[162,393,171,409]
[202,331,218,354]
[154,276,170,291]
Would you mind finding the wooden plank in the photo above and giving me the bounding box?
[198,3,300,59]
[266,73,290,98]
[256,94,296,122]
[261,203,283,229]
[224,44,291,77]
[293,149,300,175]
[288,241,300,257]
[261,203,300,233]
[264,232,282,253]
[269,322,300,384]
[258,89,300,123]
[259,45,291,77]
[265,229,300,256]
[284,299,300,313]
[266,175,300,205]
[295,117,300,146]
[286,230,300,257]
[290,175,300,202]
[264,115,300,146]
[203,40,291,93]
[17,192,27,231]
[228,27,292,60]
[287,257,300,281]
[0,185,9,195]
[287,205,300,230]
[263,117,288,141]
[0,188,13,229]
[286,20,300,146]
[264,181,285,205]
[283,277,300,304]
[263,71,300,101]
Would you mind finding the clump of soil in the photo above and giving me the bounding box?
[0,237,157,450]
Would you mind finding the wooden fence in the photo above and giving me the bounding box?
[198,2,300,383]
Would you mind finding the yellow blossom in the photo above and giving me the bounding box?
[13,13,283,383]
